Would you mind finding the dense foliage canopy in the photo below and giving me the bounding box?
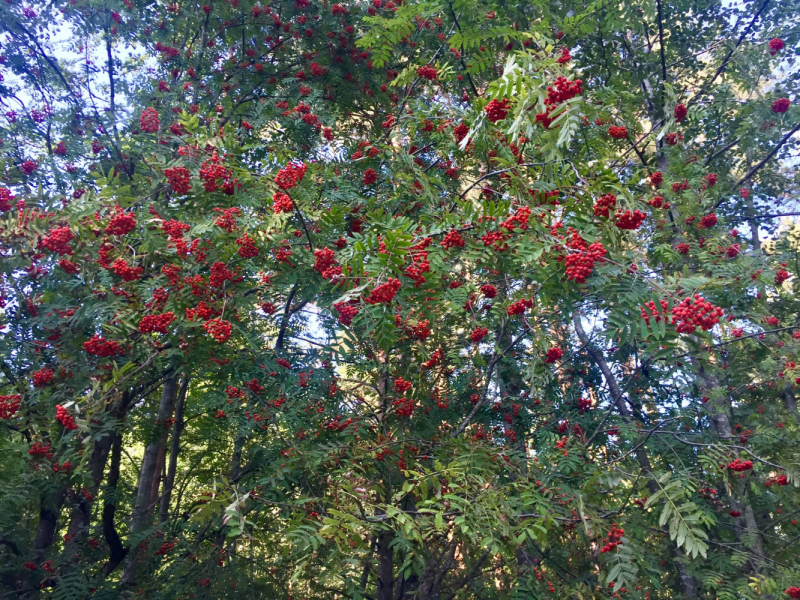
[0,0,799,597]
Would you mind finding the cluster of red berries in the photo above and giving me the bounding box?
[776,269,791,285]
[209,262,237,287]
[203,318,232,343]
[40,226,75,256]
[403,247,432,288]
[155,540,176,556]
[393,397,415,418]
[333,302,359,325]
[593,194,617,218]
[600,524,625,553]
[185,301,218,322]
[649,172,663,187]
[275,245,293,264]
[766,474,790,486]
[105,209,137,236]
[421,347,443,369]
[314,247,337,274]
[394,377,412,393]
[236,234,259,258]
[21,160,38,175]
[140,108,160,133]
[480,284,497,298]
[500,206,531,231]
[0,187,14,211]
[507,298,534,315]
[162,219,190,241]
[83,335,122,357]
[485,98,510,123]
[32,368,54,388]
[441,230,465,249]
[274,162,307,189]
[199,154,232,193]
[273,192,294,213]
[666,132,683,145]
[416,65,437,80]
[56,405,78,430]
[614,209,647,230]
[641,299,672,325]
[245,379,263,394]
[672,295,723,334]
[565,229,607,283]
[139,312,175,334]
[481,230,509,251]
[164,166,191,194]
[769,37,784,55]
[0,394,21,419]
[59,259,80,274]
[671,180,689,193]
[545,347,563,363]
[364,278,401,304]
[471,327,489,343]
[698,213,718,229]
[674,103,688,122]
[608,126,628,139]
[112,259,144,282]
[535,77,583,128]
[727,459,753,472]
[773,98,791,114]
[226,386,246,401]
[786,587,800,599]
[362,168,377,185]
[214,207,241,231]
[453,123,470,143]
[29,441,53,457]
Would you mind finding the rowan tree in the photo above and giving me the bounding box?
[0,0,799,598]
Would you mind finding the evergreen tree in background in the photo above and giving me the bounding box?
[0,0,799,597]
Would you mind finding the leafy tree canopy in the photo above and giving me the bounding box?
[0,0,799,597]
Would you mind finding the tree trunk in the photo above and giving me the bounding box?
[160,377,189,523]
[34,487,66,554]
[699,363,769,588]
[574,313,698,598]
[121,372,179,585]
[782,382,799,422]
[103,430,127,576]
[376,529,394,600]
[573,314,658,493]
[66,391,132,543]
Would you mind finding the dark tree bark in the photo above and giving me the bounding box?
[34,487,66,554]
[376,529,394,600]
[102,430,127,576]
[66,391,133,543]
[160,377,189,523]
[121,372,179,585]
